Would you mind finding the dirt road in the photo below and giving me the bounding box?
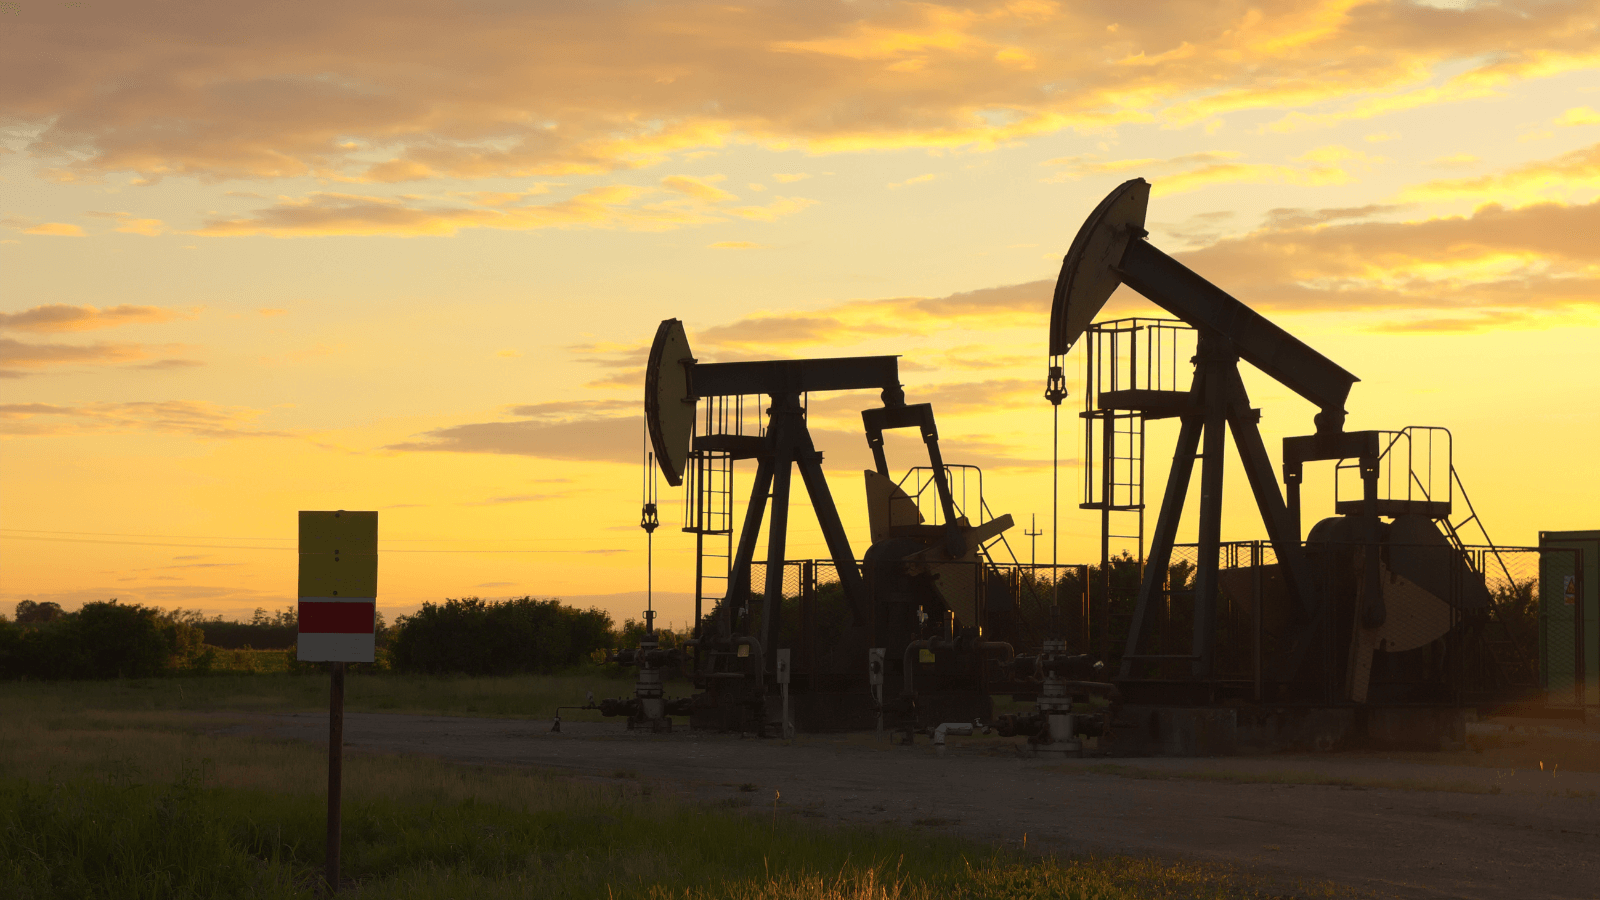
[246,713,1599,900]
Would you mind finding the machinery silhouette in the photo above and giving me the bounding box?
[1043,179,1531,749]
[569,177,1546,754]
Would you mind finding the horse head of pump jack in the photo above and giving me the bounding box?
[1049,178,1357,437]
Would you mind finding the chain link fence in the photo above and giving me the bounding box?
[1537,547,1586,706]
[707,541,1573,708]
[1111,541,1560,704]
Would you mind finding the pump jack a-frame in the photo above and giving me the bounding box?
[1049,179,1396,694]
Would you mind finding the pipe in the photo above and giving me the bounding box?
[977,640,1015,663]
[1060,680,1123,718]
[931,722,974,745]
[736,635,765,690]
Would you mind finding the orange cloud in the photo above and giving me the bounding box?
[668,198,1600,362]
[386,412,640,463]
[0,337,149,371]
[86,211,167,235]
[1177,198,1600,314]
[0,400,285,437]
[6,1,1598,184]
[0,304,185,333]
[22,223,84,236]
[194,185,813,237]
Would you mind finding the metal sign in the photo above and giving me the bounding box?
[298,510,378,662]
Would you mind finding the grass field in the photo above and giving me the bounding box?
[0,668,634,723]
[0,677,1327,900]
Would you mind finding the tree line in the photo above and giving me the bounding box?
[0,596,652,680]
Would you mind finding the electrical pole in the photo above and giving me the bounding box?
[1024,513,1044,571]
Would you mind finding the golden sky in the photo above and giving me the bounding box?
[3,0,1597,626]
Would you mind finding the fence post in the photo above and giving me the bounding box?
[1578,551,1587,708]
[326,661,344,894]
[1252,541,1262,702]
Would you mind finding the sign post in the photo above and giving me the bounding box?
[776,648,792,739]
[297,510,378,895]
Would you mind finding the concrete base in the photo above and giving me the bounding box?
[1113,705,1471,756]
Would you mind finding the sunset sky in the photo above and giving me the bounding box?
[3,0,1598,627]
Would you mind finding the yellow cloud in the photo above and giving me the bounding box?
[1555,106,1600,127]
[772,5,984,62]
[994,47,1034,70]
[1043,151,1240,179]
[724,196,817,223]
[708,241,767,249]
[1043,149,1361,195]
[1405,141,1600,202]
[1257,82,1500,134]
[887,173,943,189]
[83,211,168,235]
[23,222,85,236]
[660,174,735,202]
[114,218,165,236]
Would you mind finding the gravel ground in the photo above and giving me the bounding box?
[240,712,1600,900]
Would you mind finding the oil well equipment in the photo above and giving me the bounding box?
[1040,178,1550,751]
[572,177,1567,753]
[608,319,1035,735]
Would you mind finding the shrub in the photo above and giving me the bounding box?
[389,597,612,676]
[0,600,204,680]
[613,617,688,649]
[13,600,65,624]
[197,606,299,650]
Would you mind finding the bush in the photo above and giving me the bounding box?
[13,600,65,624]
[613,617,688,649]
[0,600,204,680]
[197,606,299,650]
[389,597,612,676]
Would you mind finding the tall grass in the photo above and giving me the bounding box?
[0,688,1320,900]
[0,669,634,722]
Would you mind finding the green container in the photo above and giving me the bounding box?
[1539,530,1598,706]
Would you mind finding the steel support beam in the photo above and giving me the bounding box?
[691,357,902,399]
[1118,239,1357,422]
[1219,366,1326,685]
[794,427,870,622]
[1119,368,1205,679]
[761,399,798,679]
[1191,349,1229,678]
[726,455,773,639]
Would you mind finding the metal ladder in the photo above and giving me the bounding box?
[685,395,749,634]
[686,449,734,614]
